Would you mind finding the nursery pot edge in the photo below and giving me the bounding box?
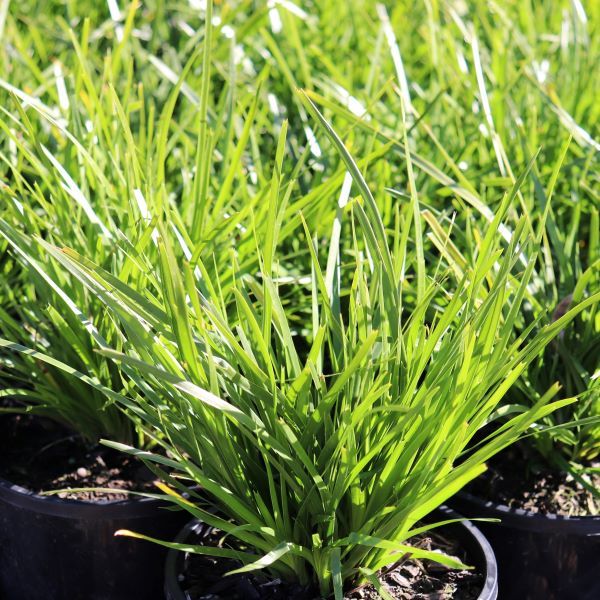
[0,474,188,600]
[450,491,600,600]
[0,475,167,517]
[164,505,498,600]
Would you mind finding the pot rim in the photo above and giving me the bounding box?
[438,506,498,599]
[0,475,169,519]
[456,491,600,535]
[164,505,498,600]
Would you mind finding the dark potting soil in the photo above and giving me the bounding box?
[467,444,600,517]
[175,523,483,600]
[0,411,157,501]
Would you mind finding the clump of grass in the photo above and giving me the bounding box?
[0,1,596,589]
[33,103,598,595]
[512,202,599,480]
[0,0,295,442]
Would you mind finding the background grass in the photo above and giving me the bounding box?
[0,0,598,593]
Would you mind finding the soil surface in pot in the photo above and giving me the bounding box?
[175,525,483,600]
[467,443,599,516]
[0,411,157,501]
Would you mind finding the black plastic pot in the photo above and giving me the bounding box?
[450,491,600,600]
[0,476,188,600]
[164,506,498,600]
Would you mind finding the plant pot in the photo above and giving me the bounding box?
[450,491,600,600]
[164,506,498,600]
[0,476,188,600]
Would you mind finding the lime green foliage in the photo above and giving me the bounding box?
[0,0,597,592]
[515,204,599,469]
[0,0,325,440]
[41,111,598,594]
[429,159,599,497]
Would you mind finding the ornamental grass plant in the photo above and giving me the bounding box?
[476,198,597,500]
[518,214,599,500]
[0,0,331,442]
[32,101,599,595]
[427,155,599,514]
[419,91,599,495]
[0,0,597,595]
